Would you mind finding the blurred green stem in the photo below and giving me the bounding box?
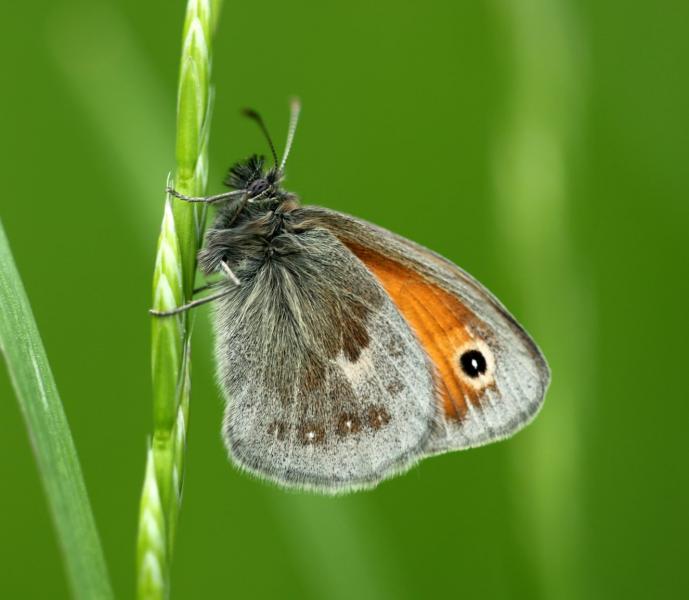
[137,2,222,599]
[493,0,591,598]
[0,220,113,600]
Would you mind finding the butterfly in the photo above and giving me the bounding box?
[153,100,550,494]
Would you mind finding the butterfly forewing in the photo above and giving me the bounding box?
[297,206,550,455]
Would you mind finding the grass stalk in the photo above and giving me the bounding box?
[136,2,222,598]
[0,220,114,600]
[492,0,590,597]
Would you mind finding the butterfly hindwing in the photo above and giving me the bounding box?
[295,206,550,455]
[214,226,437,492]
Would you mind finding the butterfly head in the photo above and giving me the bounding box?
[224,154,285,201]
[223,99,301,205]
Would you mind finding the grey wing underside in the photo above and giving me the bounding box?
[296,206,551,455]
[213,227,437,493]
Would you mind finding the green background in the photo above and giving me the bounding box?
[1,0,688,598]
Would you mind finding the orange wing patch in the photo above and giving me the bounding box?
[347,243,494,421]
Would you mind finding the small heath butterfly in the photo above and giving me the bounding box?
[153,100,550,493]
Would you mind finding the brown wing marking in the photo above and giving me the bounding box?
[347,242,492,421]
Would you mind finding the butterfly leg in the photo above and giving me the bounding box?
[192,281,221,295]
[149,288,233,317]
[166,187,245,204]
[224,195,250,228]
[218,260,240,285]
[150,261,239,317]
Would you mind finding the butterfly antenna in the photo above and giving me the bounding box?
[241,108,279,168]
[279,97,301,172]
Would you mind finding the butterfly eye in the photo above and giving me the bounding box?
[460,349,488,378]
[248,178,269,197]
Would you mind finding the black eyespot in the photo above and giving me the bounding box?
[460,349,487,378]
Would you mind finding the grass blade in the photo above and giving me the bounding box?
[0,219,114,600]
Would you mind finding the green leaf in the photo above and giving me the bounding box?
[0,219,114,600]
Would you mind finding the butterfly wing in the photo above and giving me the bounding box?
[214,226,437,493]
[294,206,550,454]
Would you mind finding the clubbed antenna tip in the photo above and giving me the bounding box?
[241,108,279,168]
[280,97,302,172]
